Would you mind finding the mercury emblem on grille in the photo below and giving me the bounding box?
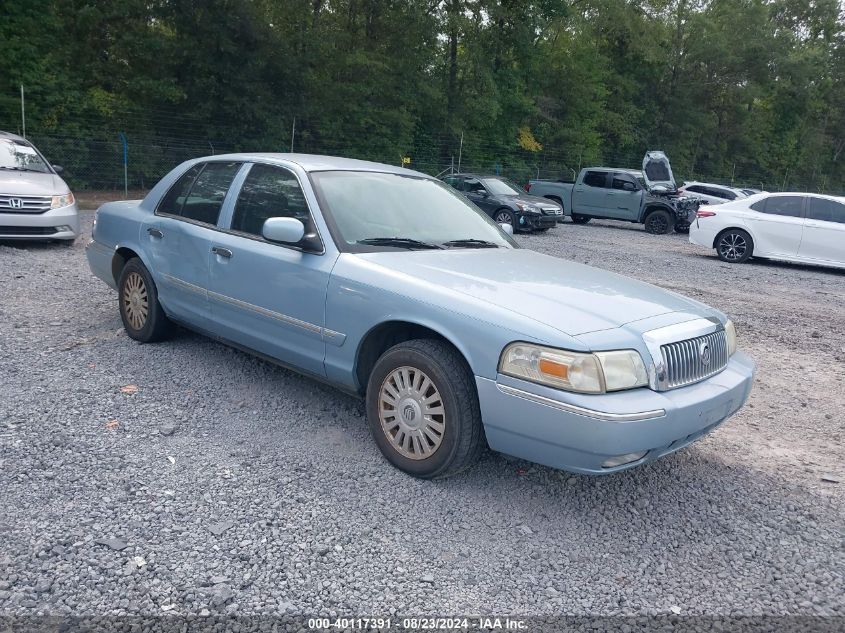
[699,341,712,365]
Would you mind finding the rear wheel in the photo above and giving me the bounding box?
[570,214,591,224]
[366,339,484,479]
[118,258,173,342]
[716,229,753,263]
[644,209,674,234]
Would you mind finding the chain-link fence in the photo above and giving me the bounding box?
[21,128,845,198]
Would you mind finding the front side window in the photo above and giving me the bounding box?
[179,161,242,225]
[759,195,804,218]
[310,171,516,251]
[807,197,845,224]
[612,175,637,191]
[231,163,315,238]
[583,171,607,188]
[0,139,51,173]
[464,178,486,194]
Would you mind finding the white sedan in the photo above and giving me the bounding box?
[689,192,845,270]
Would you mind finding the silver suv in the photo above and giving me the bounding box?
[0,131,79,242]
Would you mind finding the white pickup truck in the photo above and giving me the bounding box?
[527,152,704,234]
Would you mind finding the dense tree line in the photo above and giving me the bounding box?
[1,0,843,192]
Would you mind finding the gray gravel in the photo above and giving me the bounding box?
[0,211,843,619]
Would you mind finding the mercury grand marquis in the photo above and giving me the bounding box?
[86,154,755,478]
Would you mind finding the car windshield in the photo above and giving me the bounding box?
[311,171,517,251]
[481,177,524,196]
[0,139,51,173]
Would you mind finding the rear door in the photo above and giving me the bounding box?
[573,170,610,215]
[143,161,242,330]
[744,195,806,257]
[799,196,845,265]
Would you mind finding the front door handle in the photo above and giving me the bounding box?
[212,246,232,259]
[147,227,163,238]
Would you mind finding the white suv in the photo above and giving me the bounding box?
[0,131,79,242]
[678,181,747,205]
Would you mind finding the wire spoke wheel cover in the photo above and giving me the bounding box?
[122,271,149,330]
[719,233,746,261]
[378,366,446,460]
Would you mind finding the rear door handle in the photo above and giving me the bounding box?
[212,246,232,259]
[147,227,163,238]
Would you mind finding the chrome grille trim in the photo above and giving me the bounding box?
[661,330,728,389]
[0,194,52,214]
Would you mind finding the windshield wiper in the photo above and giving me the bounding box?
[442,239,500,249]
[357,237,444,250]
[0,166,44,172]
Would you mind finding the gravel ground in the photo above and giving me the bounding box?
[0,211,843,622]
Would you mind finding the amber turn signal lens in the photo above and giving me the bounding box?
[538,358,568,380]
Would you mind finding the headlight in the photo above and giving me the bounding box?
[499,343,649,394]
[515,202,538,213]
[725,319,737,356]
[51,192,75,209]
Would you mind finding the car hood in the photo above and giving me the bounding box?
[355,248,717,336]
[642,151,676,193]
[0,170,68,194]
[502,193,561,209]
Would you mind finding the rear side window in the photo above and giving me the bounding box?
[807,197,845,224]
[179,162,242,225]
[583,171,607,188]
[685,185,704,194]
[158,165,203,216]
[758,195,804,218]
[230,164,316,238]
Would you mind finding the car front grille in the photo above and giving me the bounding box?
[660,330,728,389]
[0,226,58,235]
[0,194,52,214]
[540,207,562,215]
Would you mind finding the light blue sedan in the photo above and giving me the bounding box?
[86,154,755,478]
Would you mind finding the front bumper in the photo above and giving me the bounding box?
[0,203,80,240]
[522,214,557,230]
[477,351,755,474]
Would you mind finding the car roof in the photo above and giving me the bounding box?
[448,173,508,179]
[206,153,428,177]
[683,181,743,192]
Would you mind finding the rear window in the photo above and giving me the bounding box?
[583,171,607,188]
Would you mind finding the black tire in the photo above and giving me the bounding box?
[536,227,551,232]
[365,339,485,479]
[493,208,517,228]
[570,214,591,224]
[715,228,754,263]
[674,222,691,234]
[644,209,674,234]
[117,257,173,342]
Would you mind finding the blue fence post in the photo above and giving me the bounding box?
[118,132,128,199]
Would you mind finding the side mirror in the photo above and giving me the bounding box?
[501,223,514,236]
[52,165,64,174]
[262,217,305,244]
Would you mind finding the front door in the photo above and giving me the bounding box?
[141,161,242,330]
[799,196,845,264]
[208,162,336,377]
[604,173,642,220]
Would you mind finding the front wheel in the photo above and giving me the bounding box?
[644,209,674,234]
[118,258,173,342]
[716,229,754,263]
[570,214,591,224]
[366,339,485,479]
[493,208,517,227]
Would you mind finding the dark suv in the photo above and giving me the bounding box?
[442,173,561,232]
